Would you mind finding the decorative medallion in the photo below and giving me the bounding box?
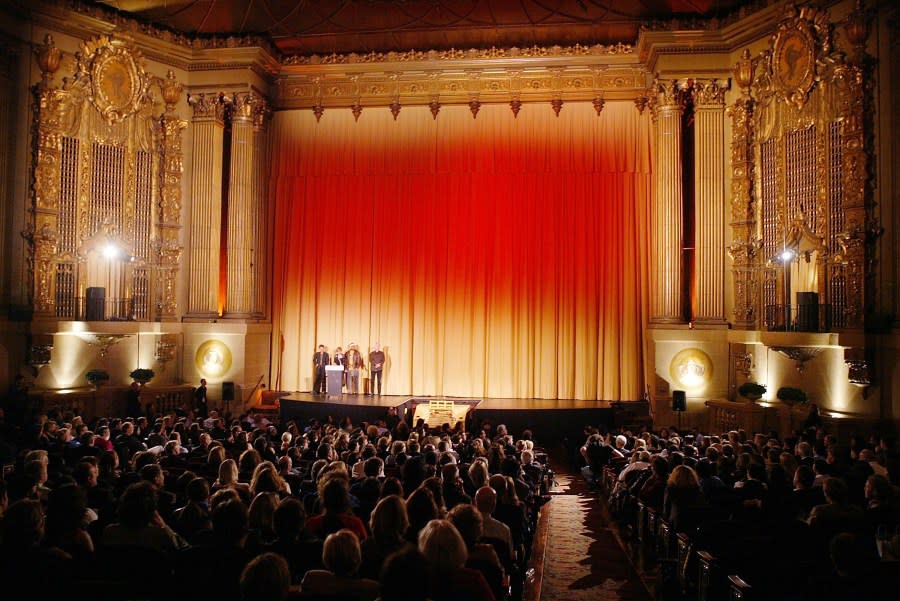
[195,339,233,378]
[771,15,817,109]
[669,348,713,391]
[88,42,147,124]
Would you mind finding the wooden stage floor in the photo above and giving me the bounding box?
[279,392,616,410]
[278,393,625,441]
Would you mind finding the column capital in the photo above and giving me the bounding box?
[231,91,263,121]
[691,79,729,107]
[652,78,690,110]
[188,92,227,123]
[253,97,271,131]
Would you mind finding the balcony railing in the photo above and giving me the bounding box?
[56,296,150,321]
[763,303,848,332]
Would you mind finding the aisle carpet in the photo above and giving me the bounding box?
[539,471,652,601]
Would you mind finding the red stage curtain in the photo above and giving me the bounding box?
[270,101,652,400]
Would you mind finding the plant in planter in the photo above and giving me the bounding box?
[130,368,155,385]
[738,381,766,401]
[86,369,110,387]
[776,386,808,405]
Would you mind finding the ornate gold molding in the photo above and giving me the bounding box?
[284,42,633,67]
[276,65,650,111]
[691,79,728,107]
[28,33,186,321]
[730,1,878,340]
[187,92,227,123]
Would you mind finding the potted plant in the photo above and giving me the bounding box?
[738,381,766,401]
[86,369,110,387]
[130,368,155,385]
[777,386,808,405]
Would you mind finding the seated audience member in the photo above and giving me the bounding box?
[213,458,252,504]
[441,463,472,510]
[240,552,292,601]
[489,474,528,553]
[418,519,496,601]
[173,476,212,544]
[808,477,867,549]
[360,494,411,580]
[177,499,253,601]
[43,483,94,560]
[378,546,430,601]
[270,497,323,583]
[638,457,670,512]
[404,486,441,543]
[248,491,280,546]
[792,464,826,520]
[306,472,368,541]
[448,503,507,601]
[102,481,183,552]
[864,474,900,533]
[474,485,515,564]
[0,499,73,599]
[300,529,379,601]
[662,464,707,532]
[250,461,291,497]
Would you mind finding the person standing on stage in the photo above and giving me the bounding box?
[345,343,365,395]
[333,346,346,389]
[194,378,208,418]
[313,345,330,395]
[369,343,385,395]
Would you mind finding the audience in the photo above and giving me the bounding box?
[0,402,553,601]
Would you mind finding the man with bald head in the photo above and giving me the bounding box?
[474,485,514,561]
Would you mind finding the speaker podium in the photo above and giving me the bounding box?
[325,365,344,396]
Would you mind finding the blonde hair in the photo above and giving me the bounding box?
[322,529,362,577]
[418,519,467,572]
[666,464,700,489]
[248,492,280,534]
[217,459,239,486]
[369,495,409,542]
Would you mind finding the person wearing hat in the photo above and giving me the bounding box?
[345,343,365,394]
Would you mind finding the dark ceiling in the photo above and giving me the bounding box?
[89,0,752,55]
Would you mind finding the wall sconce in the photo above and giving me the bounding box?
[772,346,823,373]
[28,344,54,376]
[86,334,131,360]
[734,352,754,379]
[155,334,177,372]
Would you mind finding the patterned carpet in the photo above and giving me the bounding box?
[539,472,652,601]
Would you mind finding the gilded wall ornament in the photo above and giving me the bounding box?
[669,348,714,391]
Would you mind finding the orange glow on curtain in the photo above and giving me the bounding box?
[271,102,652,400]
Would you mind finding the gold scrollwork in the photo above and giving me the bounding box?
[84,38,150,124]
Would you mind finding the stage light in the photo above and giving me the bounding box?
[779,249,795,263]
[103,243,119,260]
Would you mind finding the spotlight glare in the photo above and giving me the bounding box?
[780,249,794,263]
[103,244,119,260]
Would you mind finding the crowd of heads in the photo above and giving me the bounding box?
[0,405,550,601]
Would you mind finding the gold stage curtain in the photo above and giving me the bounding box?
[270,101,652,400]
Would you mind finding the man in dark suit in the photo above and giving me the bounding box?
[193,378,208,418]
[312,345,329,394]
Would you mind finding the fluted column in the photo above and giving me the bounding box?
[650,79,687,324]
[251,99,270,318]
[223,92,257,318]
[186,93,225,318]
[692,80,729,325]
[727,50,759,330]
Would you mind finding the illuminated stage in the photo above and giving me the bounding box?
[278,393,640,441]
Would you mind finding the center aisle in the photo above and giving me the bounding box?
[536,459,653,601]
